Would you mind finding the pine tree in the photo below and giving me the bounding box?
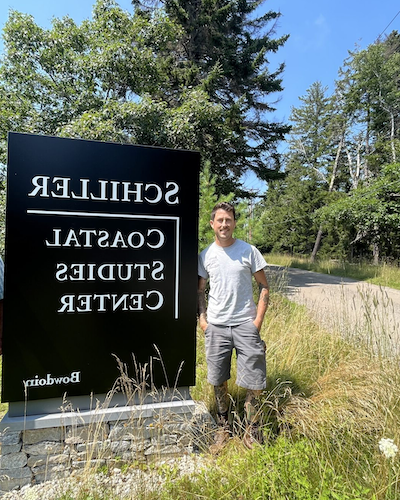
[133,0,290,191]
[287,82,347,261]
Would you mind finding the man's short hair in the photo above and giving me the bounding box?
[211,202,236,221]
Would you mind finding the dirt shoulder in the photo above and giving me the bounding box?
[266,265,400,353]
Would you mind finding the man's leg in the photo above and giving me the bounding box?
[214,381,230,417]
[210,381,231,453]
[243,389,264,448]
[204,323,233,452]
[231,321,266,449]
[244,389,262,424]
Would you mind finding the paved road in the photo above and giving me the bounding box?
[265,265,400,354]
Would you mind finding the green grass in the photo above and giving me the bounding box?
[155,437,375,500]
[266,252,400,290]
[158,292,400,500]
[0,273,397,499]
[34,286,400,500]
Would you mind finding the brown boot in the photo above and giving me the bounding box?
[243,423,263,449]
[210,412,231,454]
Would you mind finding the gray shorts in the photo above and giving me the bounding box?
[204,320,266,390]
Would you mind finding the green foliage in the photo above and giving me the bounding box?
[257,32,400,262]
[0,0,289,196]
[339,35,400,171]
[135,0,291,187]
[58,89,235,161]
[259,176,324,254]
[158,436,372,500]
[259,172,346,257]
[0,1,183,161]
[318,163,400,259]
[259,81,350,259]
[289,82,334,179]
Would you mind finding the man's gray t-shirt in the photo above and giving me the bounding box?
[198,239,267,326]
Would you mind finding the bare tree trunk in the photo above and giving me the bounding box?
[377,90,396,163]
[365,98,371,180]
[372,241,380,266]
[328,134,343,191]
[390,111,396,163]
[372,224,380,265]
[310,226,323,263]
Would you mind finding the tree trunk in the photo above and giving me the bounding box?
[390,111,396,163]
[310,226,323,263]
[372,241,380,266]
[372,224,380,265]
[310,135,343,262]
[365,98,371,180]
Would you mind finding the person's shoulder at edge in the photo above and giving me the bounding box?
[199,241,216,257]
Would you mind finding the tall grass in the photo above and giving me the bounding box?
[266,252,400,290]
[157,291,400,499]
[3,275,400,499]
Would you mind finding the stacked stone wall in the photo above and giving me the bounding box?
[0,402,215,494]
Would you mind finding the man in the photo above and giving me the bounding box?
[198,202,269,450]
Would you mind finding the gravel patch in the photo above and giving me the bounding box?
[1,454,208,500]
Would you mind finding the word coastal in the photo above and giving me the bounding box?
[46,228,165,249]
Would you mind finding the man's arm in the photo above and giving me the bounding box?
[197,276,208,332]
[253,269,269,332]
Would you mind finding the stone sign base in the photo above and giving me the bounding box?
[0,391,215,493]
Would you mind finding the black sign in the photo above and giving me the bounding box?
[2,133,200,403]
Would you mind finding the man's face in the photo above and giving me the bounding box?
[210,209,236,246]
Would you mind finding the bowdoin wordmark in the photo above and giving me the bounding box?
[23,371,81,388]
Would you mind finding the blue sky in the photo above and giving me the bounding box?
[0,0,399,191]
[265,1,400,122]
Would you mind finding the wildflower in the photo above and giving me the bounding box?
[379,438,398,459]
